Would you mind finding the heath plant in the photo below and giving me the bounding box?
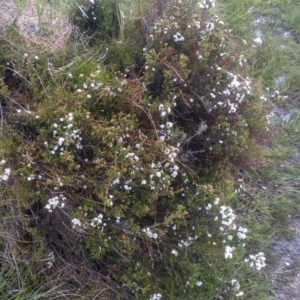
[0,0,274,299]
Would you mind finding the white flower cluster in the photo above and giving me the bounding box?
[178,239,192,248]
[110,144,179,194]
[142,227,158,239]
[170,164,179,178]
[149,293,161,300]
[196,280,203,287]
[227,73,252,101]
[198,0,215,9]
[111,178,120,186]
[153,20,173,35]
[158,104,171,120]
[148,161,172,190]
[91,213,103,228]
[27,174,35,181]
[266,112,275,125]
[125,152,139,162]
[45,194,66,212]
[231,279,243,297]
[159,121,175,144]
[194,20,201,30]
[173,32,185,42]
[46,251,55,269]
[227,99,237,114]
[158,103,176,142]
[186,279,203,287]
[0,164,11,181]
[115,125,132,144]
[71,218,82,228]
[253,36,263,45]
[49,113,82,156]
[224,245,235,259]
[220,206,236,227]
[237,226,248,239]
[245,252,266,270]
[164,145,179,163]
[212,72,252,115]
[205,198,249,259]
[205,22,215,31]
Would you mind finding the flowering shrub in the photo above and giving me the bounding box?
[143,1,267,170]
[0,0,270,299]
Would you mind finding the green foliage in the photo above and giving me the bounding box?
[0,0,280,299]
[74,0,121,39]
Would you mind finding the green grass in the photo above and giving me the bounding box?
[220,0,300,295]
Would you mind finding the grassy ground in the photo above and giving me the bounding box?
[1,0,300,299]
[221,0,300,297]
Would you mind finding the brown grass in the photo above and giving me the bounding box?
[0,0,72,54]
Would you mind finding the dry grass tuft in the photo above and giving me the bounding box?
[0,0,72,53]
[0,0,16,29]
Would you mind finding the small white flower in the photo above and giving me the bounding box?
[171,171,178,178]
[27,175,34,181]
[58,137,65,145]
[72,218,82,228]
[206,203,212,210]
[196,281,203,287]
[224,245,235,259]
[237,232,246,239]
[124,185,131,190]
[253,36,262,44]
[68,113,74,121]
[149,294,161,300]
[173,32,185,42]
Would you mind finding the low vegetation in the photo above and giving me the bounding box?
[0,0,299,299]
